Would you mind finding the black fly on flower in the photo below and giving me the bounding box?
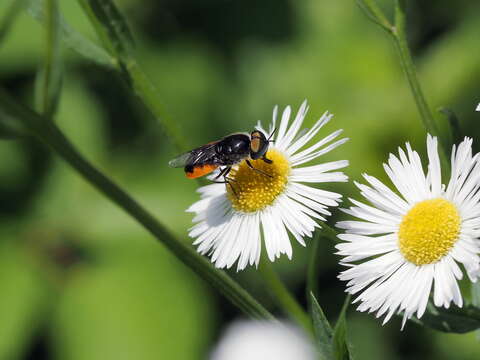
[170,101,349,271]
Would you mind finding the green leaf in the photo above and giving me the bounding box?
[51,241,215,360]
[77,0,134,60]
[0,109,27,139]
[413,303,480,333]
[34,0,63,118]
[472,282,480,340]
[0,0,26,47]
[310,292,334,360]
[0,242,51,360]
[332,295,352,360]
[27,0,116,68]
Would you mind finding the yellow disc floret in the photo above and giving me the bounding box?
[398,198,461,265]
[227,149,290,212]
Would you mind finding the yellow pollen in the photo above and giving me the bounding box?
[398,198,461,265]
[226,149,290,212]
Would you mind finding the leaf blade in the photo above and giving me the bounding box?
[34,0,63,118]
[310,292,334,360]
[332,295,352,360]
[27,0,116,68]
[412,303,480,333]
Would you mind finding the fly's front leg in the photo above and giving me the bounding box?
[245,159,272,178]
[262,155,273,164]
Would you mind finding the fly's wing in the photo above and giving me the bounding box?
[168,142,218,168]
[168,151,191,168]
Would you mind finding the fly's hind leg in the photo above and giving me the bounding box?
[213,166,229,180]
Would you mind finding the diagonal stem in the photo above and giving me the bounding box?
[0,88,274,321]
[259,254,312,334]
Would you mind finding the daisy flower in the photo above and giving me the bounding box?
[210,319,316,360]
[336,135,480,328]
[187,101,349,270]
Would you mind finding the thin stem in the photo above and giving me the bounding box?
[306,231,321,310]
[356,0,394,33]
[0,89,274,321]
[259,254,312,334]
[307,224,340,311]
[393,0,450,165]
[393,1,437,135]
[0,0,26,47]
[78,0,188,153]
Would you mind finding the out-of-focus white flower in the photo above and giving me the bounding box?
[210,320,316,360]
[188,101,348,270]
[337,135,480,328]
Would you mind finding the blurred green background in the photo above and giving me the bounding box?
[1,0,480,359]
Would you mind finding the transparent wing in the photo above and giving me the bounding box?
[168,152,191,168]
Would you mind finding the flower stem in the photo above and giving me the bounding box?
[77,0,188,153]
[392,0,450,165]
[393,1,438,136]
[306,232,321,310]
[0,88,274,321]
[259,254,312,334]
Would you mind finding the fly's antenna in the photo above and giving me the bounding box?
[267,128,276,142]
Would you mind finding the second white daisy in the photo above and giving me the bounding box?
[336,135,480,327]
[187,101,349,270]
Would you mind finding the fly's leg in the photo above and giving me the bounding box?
[214,166,229,180]
[246,159,272,178]
[211,167,238,197]
[261,155,273,164]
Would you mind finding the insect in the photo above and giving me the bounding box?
[168,129,275,194]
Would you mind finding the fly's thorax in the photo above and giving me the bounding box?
[215,133,251,164]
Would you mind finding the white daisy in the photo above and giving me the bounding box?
[187,101,349,270]
[210,319,316,360]
[336,135,480,328]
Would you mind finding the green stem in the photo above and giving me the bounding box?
[393,1,437,135]
[307,224,340,311]
[393,0,450,165]
[259,254,312,333]
[125,59,188,151]
[356,0,394,33]
[306,231,321,310]
[78,0,187,153]
[0,0,26,47]
[0,89,274,321]
[38,0,62,118]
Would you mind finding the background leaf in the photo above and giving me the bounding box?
[27,0,115,67]
[332,295,352,360]
[310,292,334,360]
[412,303,480,334]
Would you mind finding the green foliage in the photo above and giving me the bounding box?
[413,303,480,334]
[311,293,334,360]
[77,0,134,60]
[1,0,480,358]
[34,0,63,118]
[332,295,352,360]
[310,293,352,360]
[27,0,115,67]
[0,242,51,360]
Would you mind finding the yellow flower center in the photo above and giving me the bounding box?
[226,149,290,213]
[398,198,461,265]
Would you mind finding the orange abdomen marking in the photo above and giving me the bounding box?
[185,164,218,178]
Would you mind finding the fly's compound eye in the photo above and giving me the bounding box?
[249,130,269,160]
